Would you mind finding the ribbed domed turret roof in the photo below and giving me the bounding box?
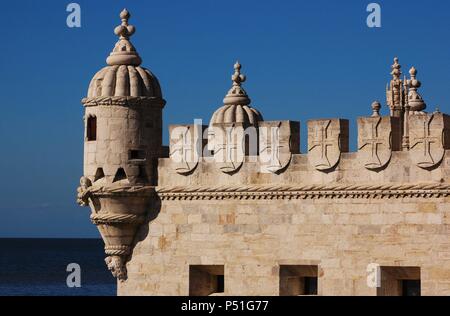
[210,62,263,126]
[85,9,163,99]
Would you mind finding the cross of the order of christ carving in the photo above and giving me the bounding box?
[260,125,286,171]
[171,127,195,164]
[308,120,335,168]
[359,117,386,169]
[215,126,244,165]
[410,116,440,166]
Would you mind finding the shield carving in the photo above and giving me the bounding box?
[169,124,202,175]
[213,123,245,174]
[259,121,299,173]
[409,113,447,169]
[308,119,349,171]
[358,116,393,170]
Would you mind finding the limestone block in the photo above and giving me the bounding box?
[188,214,202,224]
[307,119,349,171]
[259,121,300,174]
[409,113,450,169]
[358,116,401,170]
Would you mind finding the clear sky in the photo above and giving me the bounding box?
[1,0,449,238]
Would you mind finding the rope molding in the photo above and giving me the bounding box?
[155,183,450,200]
[82,96,165,108]
[104,245,131,256]
[88,185,155,196]
[90,213,146,225]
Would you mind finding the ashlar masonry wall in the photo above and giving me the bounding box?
[119,148,450,296]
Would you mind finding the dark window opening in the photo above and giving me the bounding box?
[129,150,146,160]
[304,277,318,295]
[377,266,421,296]
[217,275,224,293]
[113,168,127,182]
[94,168,105,182]
[279,265,318,296]
[189,265,224,296]
[402,280,421,297]
[87,116,97,141]
[136,165,148,183]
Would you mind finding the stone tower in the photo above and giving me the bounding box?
[78,11,450,296]
[77,9,165,279]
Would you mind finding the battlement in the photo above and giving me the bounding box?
[165,112,450,184]
[164,57,449,184]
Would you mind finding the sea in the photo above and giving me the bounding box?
[0,238,116,296]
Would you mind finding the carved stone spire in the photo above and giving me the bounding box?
[386,57,404,117]
[223,61,251,106]
[106,9,142,66]
[407,67,426,112]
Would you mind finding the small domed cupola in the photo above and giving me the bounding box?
[84,9,164,102]
[210,62,263,126]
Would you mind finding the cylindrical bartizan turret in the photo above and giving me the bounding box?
[77,9,165,281]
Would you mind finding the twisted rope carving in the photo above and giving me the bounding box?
[87,185,154,196]
[155,182,450,200]
[105,245,131,256]
[90,213,146,225]
[82,96,165,108]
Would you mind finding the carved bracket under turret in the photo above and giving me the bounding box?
[77,178,154,281]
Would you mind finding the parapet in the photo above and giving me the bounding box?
[164,58,450,181]
[165,111,450,179]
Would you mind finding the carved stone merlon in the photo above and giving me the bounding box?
[308,119,349,171]
[169,124,207,175]
[409,113,450,169]
[259,121,300,173]
[358,115,401,170]
[212,123,246,174]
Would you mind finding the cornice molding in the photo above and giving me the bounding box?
[155,183,450,200]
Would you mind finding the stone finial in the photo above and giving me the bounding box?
[407,66,426,112]
[115,9,135,39]
[371,101,381,117]
[391,57,402,79]
[223,61,251,106]
[386,57,405,117]
[106,9,142,66]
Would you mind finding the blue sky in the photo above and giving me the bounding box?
[1,0,449,237]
